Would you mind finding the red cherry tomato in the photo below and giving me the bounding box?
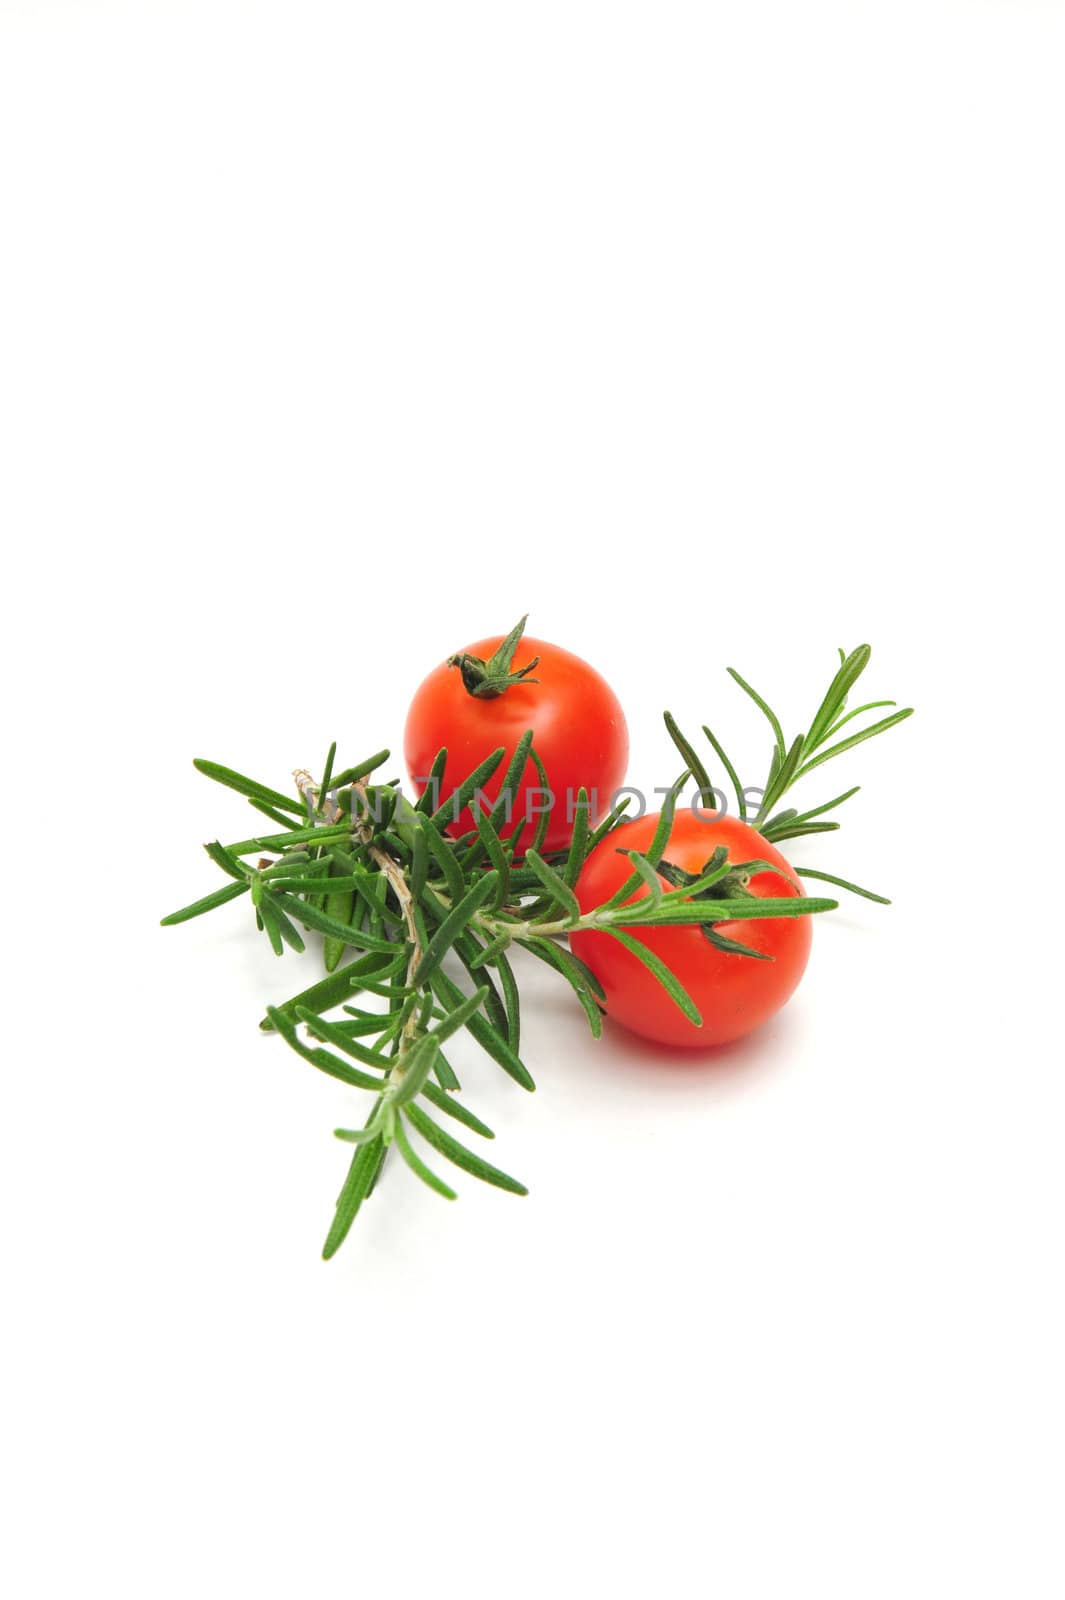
[404,626,629,854]
[570,810,812,1048]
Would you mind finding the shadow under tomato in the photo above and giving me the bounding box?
[594,1004,804,1085]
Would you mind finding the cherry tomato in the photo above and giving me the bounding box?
[404,622,628,854]
[570,810,812,1048]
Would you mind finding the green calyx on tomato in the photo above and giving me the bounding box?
[447,613,541,699]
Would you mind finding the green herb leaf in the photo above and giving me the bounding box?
[451,929,511,1041]
[609,895,837,927]
[761,820,841,842]
[248,798,302,831]
[430,747,506,833]
[410,820,429,903]
[319,741,337,797]
[797,708,914,776]
[193,758,305,817]
[160,879,249,926]
[602,772,685,910]
[822,700,898,740]
[259,951,398,1030]
[413,747,448,815]
[265,1006,389,1092]
[271,891,396,953]
[563,788,592,888]
[258,898,285,956]
[603,929,702,1026]
[701,724,746,820]
[415,874,498,987]
[582,792,633,853]
[203,839,249,881]
[526,746,554,855]
[428,968,535,1091]
[795,867,890,904]
[389,1034,441,1107]
[663,711,713,797]
[492,948,522,1053]
[393,1120,457,1200]
[489,728,534,834]
[726,668,787,762]
[468,931,512,969]
[470,802,511,906]
[421,1083,495,1139]
[333,1121,386,1147]
[405,1104,528,1195]
[418,814,466,901]
[701,926,772,960]
[270,901,308,955]
[524,849,581,923]
[756,733,805,820]
[623,852,664,903]
[431,1049,462,1092]
[223,822,356,855]
[804,646,871,751]
[329,749,392,788]
[519,937,605,1038]
[322,1135,387,1258]
[294,1006,394,1071]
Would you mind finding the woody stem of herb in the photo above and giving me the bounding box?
[459,909,668,945]
[467,893,820,947]
[348,780,425,1074]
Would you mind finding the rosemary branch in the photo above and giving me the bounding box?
[164,644,912,1256]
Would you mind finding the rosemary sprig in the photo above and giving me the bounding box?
[165,647,911,1258]
[663,644,913,844]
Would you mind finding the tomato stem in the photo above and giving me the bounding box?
[448,613,541,698]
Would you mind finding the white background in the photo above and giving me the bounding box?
[2,3,1062,1596]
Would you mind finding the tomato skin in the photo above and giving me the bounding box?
[404,633,629,854]
[570,811,813,1049]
